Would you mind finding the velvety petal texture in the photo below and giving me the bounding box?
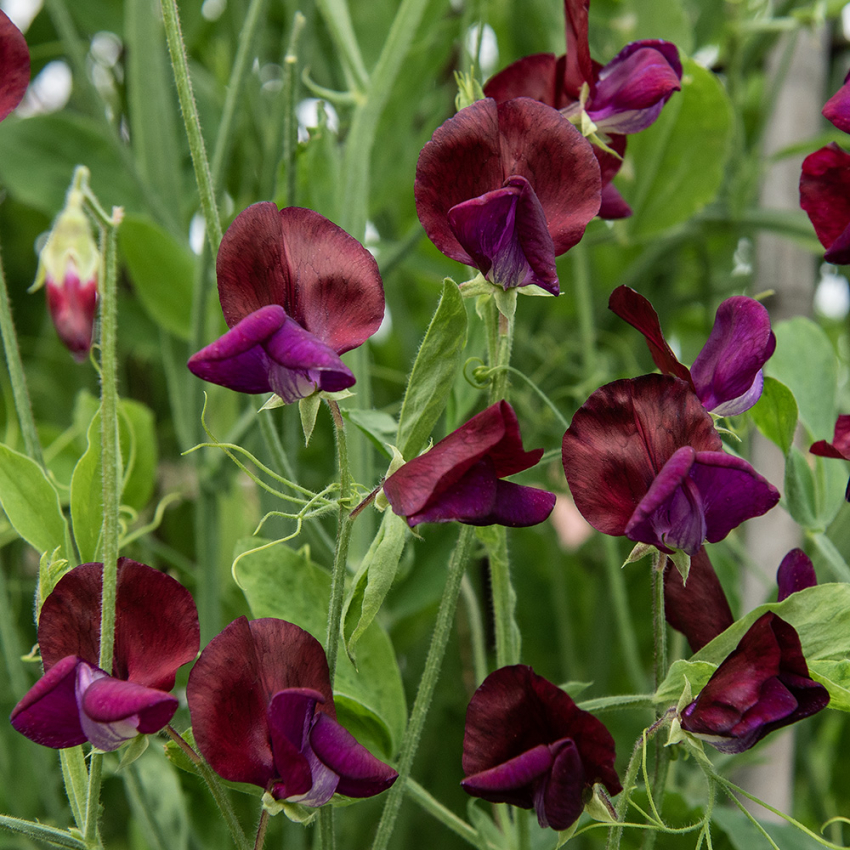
[187,617,397,804]
[415,97,601,290]
[776,549,817,602]
[382,401,556,528]
[679,613,829,753]
[189,203,383,401]
[822,71,850,135]
[0,9,29,122]
[11,560,199,751]
[800,143,850,265]
[461,665,621,831]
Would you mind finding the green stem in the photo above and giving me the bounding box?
[0,815,86,849]
[326,400,354,687]
[59,748,88,832]
[652,552,668,694]
[571,240,597,382]
[0,244,44,467]
[318,806,336,850]
[253,809,269,850]
[460,574,488,686]
[488,309,514,406]
[281,14,307,207]
[315,0,369,92]
[83,753,103,846]
[606,729,652,850]
[370,525,477,850]
[407,779,479,847]
[488,526,519,667]
[159,0,222,251]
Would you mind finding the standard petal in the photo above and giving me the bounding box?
[310,712,398,798]
[777,549,817,602]
[484,53,561,107]
[800,144,850,264]
[823,79,850,134]
[563,0,593,96]
[690,297,775,415]
[10,656,87,749]
[562,375,721,536]
[0,10,29,122]
[536,739,585,831]
[664,547,734,652]
[461,743,553,808]
[608,286,693,386]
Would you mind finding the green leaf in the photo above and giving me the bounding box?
[653,659,718,705]
[0,443,68,557]
[232,539,407,758]
[713,806,825,850]
[343,409,399,459]
[124,749,189,850]
[809,660,850,712]
[342,511,409,663]
[119,399,157,512]
[784,447,817,530]
[766,317,837,440]
[623,58,733,239]
[70,408,105,564]
[396,279,468,460]
[118,215,195,340]
[749,377,798,456]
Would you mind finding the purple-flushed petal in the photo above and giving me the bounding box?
[625,446,707,555]
[462,743,553,807]
[800,143,850,265]
[689,451,780,544]
[822,77,850,134]
[484,53,561,107]
[563,0,593,96]
[38,560,199,691]
[690,297,775,415]
[403,458,498,526]
[80,672,178,751]
[10,656,87,749]
[448,177,559,293]
[267,690,318,799]
[536,739,585,830]
[810,415,850,460]
[589,42,682,134]
[45,271,99,363]
[562,375,721,537]
[709,370,765,418]
[777,549,817,602]
[664,547,734,652]
[608,286,693,387]
[0,10,29,122]
[309,712,398,798]
[598,183,632,219]
[483,480,556,528]
[285,748,339,806]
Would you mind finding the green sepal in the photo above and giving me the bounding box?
[115,734,149,770]
[299,394,322,446]
[669,549,691,584]
[492,286,517,321]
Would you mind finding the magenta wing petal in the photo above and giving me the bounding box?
[10,656,87,749]
[810,415,850,460]
[776,549,817,602]
[536,740,585,830]
[562,375,721,536]
[266,689,319,799]
[608,286,693,386]
[800,143,850,264]
[598,183,632,219]
[690,297,775,415]
[822,78,850,134]
[461,743,552,807]
[0,10,29,122]
[496,98,600,254]
[485,480,556,528]
[309,712,398,798]
[484,54,560,107]
[664,547,733,652]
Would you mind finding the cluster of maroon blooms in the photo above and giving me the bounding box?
[10,561,397,806]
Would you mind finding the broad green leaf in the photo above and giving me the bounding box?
[748,377,797,456]
[784,447,817,530]
[626,0,694,54]
[810,532,850,584]
[0,444,68,557]
[343,409,398,459]
[119,399,157,512]
[653,659,717,705]
[810,660,850,712]
[624,58,733,239]
[119,215,195,340]
[713,805,825,850]
[766,317,837,440]
[70,409,104,564]
[342,511,409,662]
[397,279,468,460]
[232,539,407,758]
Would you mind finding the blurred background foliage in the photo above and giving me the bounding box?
[1,0,850,846]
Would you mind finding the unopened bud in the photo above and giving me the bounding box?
[32,189,99,361]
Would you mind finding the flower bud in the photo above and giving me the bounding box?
[32,189,99,361]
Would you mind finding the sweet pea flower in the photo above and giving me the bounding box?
[679,613,829,753]
[561,375,779,556]
[777,549,817,602]
[382,401,556,528]
[810,414,850,500]
[822,69,850,135]
[484,0,681,218]
[0,9,29,122]
[187,617,397,805]
[414,97,601,294]
[188,203,384,402]
[609,286,775,416]
[800,144,850,265]
[10,560,199,751]
[461,665,621,831]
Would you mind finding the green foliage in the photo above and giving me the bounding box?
[749,376,797,456]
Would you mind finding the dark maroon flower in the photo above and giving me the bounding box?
[609,286,775,416]
[822,70,850,135]
[664,546,734,653]
[461,665,621,831]
[679,613,829,753]
[187,617,397,805]
[800,143,850,265]
[483,0,681,219]
[562,375,779,555]
[10,560,199,751]
[188,203,384,402]
[0,10,29,123]
[777,548,817,602]
[414,97,600,294]
[382,401,556,528]
[810,415,850,500]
